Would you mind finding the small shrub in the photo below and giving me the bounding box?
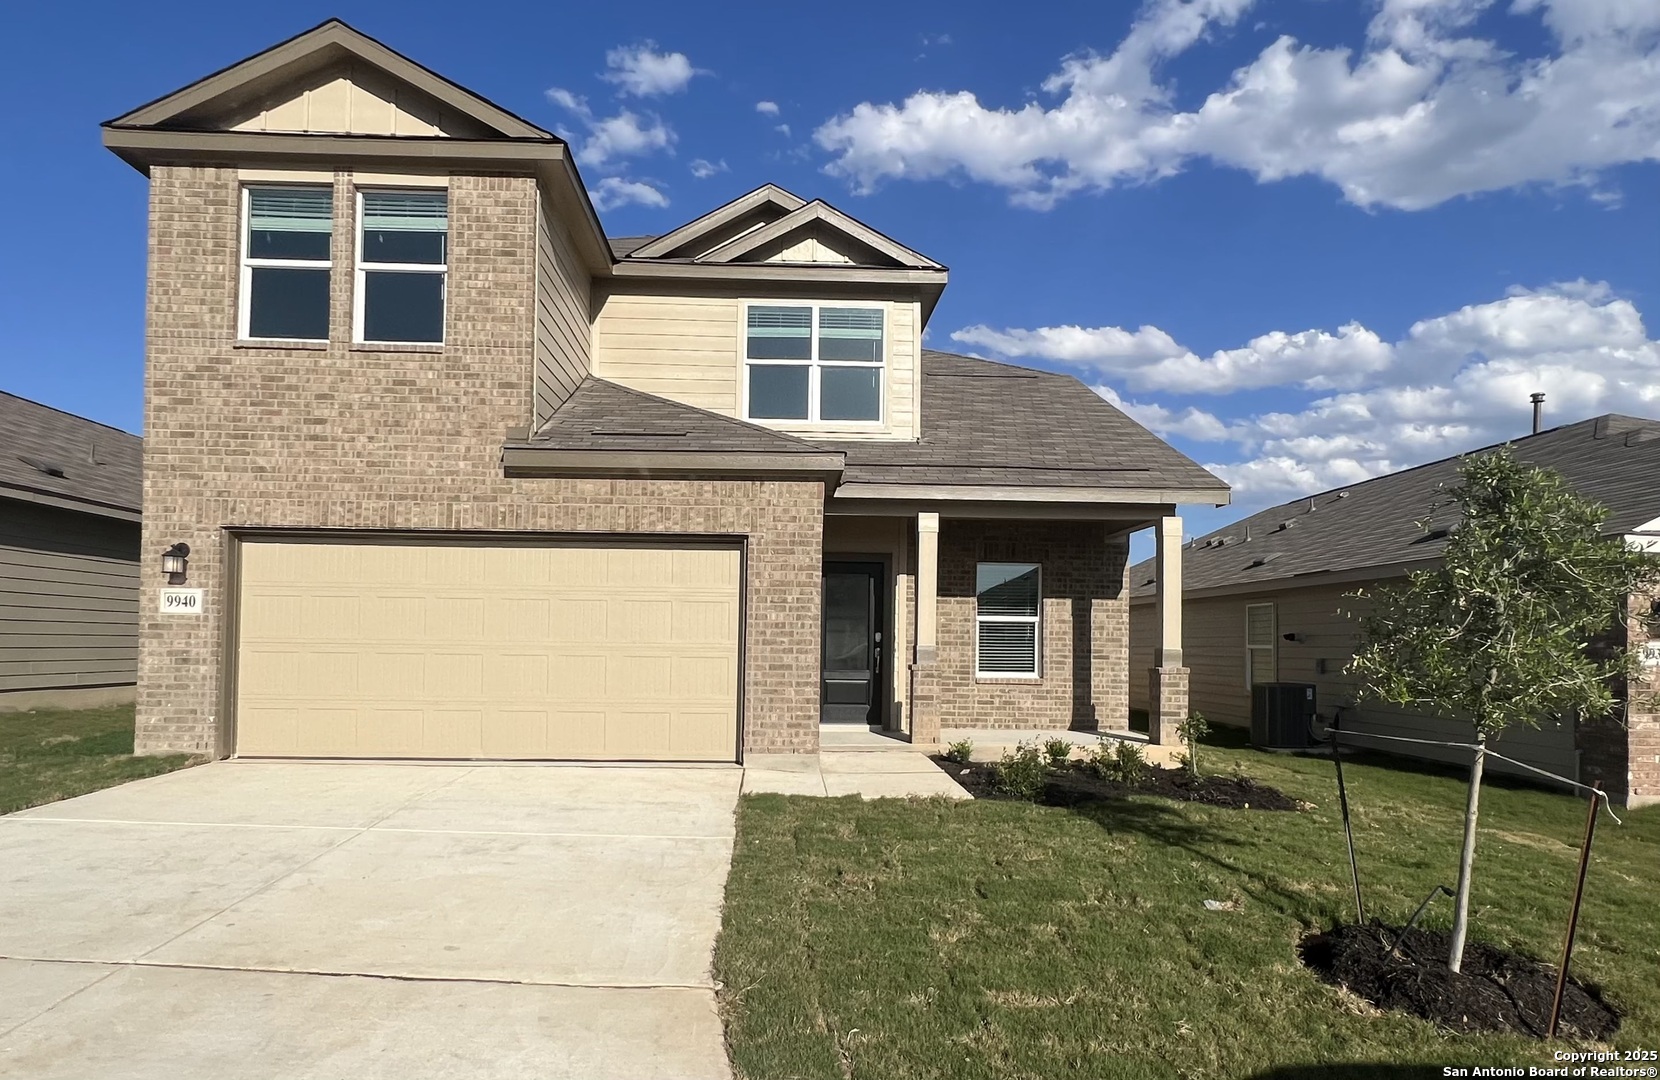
[943,739,974,764]
[1042,738,1074,768]
[1176,711,1211,776]
[991,742,1050,800]
[1112,741,1148,785]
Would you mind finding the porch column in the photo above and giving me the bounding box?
[1149,515,1189,745]
[911,512,941,748]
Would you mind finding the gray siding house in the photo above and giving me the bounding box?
[0,393,143,710]
[1129,414,1660,808]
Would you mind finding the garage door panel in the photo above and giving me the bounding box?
[235,541,740,761]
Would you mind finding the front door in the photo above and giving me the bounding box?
[821,561,884,724]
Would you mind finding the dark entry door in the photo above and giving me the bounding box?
[821,562,884,724]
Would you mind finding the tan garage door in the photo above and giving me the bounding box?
[234,539,741,761]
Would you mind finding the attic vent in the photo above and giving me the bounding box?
[1274,520,1296,532]
[1421,525,1454,542]
[1141,576,1157,587]
[18,455,66,479]
[1247,553,1280,569]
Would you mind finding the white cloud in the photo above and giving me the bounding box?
[775,123,793,138]
[602,43,701,97]
[755,100,781,116]
[815,0,1660,210]
[953,320,1393,393]
[546,89,675,169]
[1076,281,1660,505]
[689,158,728,179]
[589,177,670,210]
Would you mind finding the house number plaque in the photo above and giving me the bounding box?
[159,587,205,615]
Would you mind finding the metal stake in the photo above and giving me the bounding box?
[1548,782,1601,1039]
[1331,713,1365,924]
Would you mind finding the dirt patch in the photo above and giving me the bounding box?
[933,758,1301,811]
[1299,922,1619,1039]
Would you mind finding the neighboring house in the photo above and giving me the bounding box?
[0,393,143,711]
[102,20,1228,765]
[1127,414,1660,807]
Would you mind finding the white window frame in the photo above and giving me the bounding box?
[974,562,1042,680]
[353,188,448,346]
[238,185,332,343]
[1246,602,1277,688]
[740,301,887,427]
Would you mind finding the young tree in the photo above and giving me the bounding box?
[1348,449,1659,972]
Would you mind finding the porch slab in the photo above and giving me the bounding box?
[743,750,970,801]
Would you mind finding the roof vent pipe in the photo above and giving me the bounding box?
[1531,392,1545,434]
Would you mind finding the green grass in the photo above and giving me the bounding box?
[715,732,1660,1079]
[0,703,198,814]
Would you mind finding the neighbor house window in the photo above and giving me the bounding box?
[744,304,884,423]
[240,186,332,341]
[356,190,448,344]
[976,562,1041,678]
[1246,602,1277,686]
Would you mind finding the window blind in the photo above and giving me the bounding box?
[362,191,448,232]
[747,306,812,336]
[818,307,883,339]
[249,188,332,233]
[978,622,1038,674]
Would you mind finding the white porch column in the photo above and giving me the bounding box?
[911,512,941,747]
[1149,515,1189,745]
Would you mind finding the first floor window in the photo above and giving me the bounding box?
[976,562,1041,677]
[1246,602,1277,686]
[745,304,883,422]
[241,186,332,340]
[357,189,447,344]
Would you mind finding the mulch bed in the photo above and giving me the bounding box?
[932,757,1301,811]
[1299,922,1620,1039]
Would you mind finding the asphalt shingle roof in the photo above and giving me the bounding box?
[819,351,1229,494]
[519,377,833,456]
[1128,413,1660,598]
[0,392,142,516]
[608,235,656,259]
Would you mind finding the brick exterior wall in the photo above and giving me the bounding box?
[138,164,822,759]
[1582,592,1660,807]
[931,519,1128,730]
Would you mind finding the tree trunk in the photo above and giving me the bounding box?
[1447,732,1487,973]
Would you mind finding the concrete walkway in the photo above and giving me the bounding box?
[742,737,970,799]
[0,762,739,1080]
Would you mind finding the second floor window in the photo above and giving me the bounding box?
[357,190,448,344]
[745,304,884,423]
[241,186,332,341]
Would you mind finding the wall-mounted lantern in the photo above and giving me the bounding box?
[161,543,191,585]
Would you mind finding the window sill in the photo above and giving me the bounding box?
[974,675,1044,684]
[350,341,444,353]
[233,339,328,351]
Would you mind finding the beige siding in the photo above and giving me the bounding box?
[759,226,856,264]
[1132,581,1578,780]
[592,288,922,440]
[0,502,139,697]
[533,194,593,423]
[223,62,490,137]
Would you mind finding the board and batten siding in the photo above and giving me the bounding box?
[0,501,140,704]
[532,193,593,425]
[1130,580,1579,782]
[591,289,922,441]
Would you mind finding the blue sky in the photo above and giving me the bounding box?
[3,0,1657,554]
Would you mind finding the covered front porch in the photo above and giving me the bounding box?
[818,505,1193,752]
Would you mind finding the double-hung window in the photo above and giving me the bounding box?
[1246,602,1277,686]
[744,304,884,423]
[240,186,332,341]
[975,562,1042,678]
[356,190,448,344]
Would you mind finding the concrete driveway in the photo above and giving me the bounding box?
[0,762,740,1079]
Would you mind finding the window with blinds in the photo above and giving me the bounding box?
[976,562,1041,677]
[356,189,448,344]
[744,303,884,423]
[1246,602,1277,686]
[241,187,332,341]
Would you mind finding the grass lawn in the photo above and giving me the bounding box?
[715,732,1660,1079]
[0,703,199,815]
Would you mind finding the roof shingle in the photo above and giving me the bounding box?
[0,392,142,516]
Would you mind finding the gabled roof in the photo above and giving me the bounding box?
[0,392,143,521]
[502,378,844,478]
[105,18,551,139]
[1127,413,1660,599]
[818,352,1230,501]
[625,185,806,260]
[699,200,942,269]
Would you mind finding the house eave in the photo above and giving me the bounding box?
[1126,557,1441,605]
[833,481,1230,506]
[1,483,141,523]
[501,447,846,482]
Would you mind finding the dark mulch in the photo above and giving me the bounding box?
[1299,922,1620,1039]
[931,757,1301,811]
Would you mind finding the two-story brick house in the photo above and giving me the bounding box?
[105,20,1228,765]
